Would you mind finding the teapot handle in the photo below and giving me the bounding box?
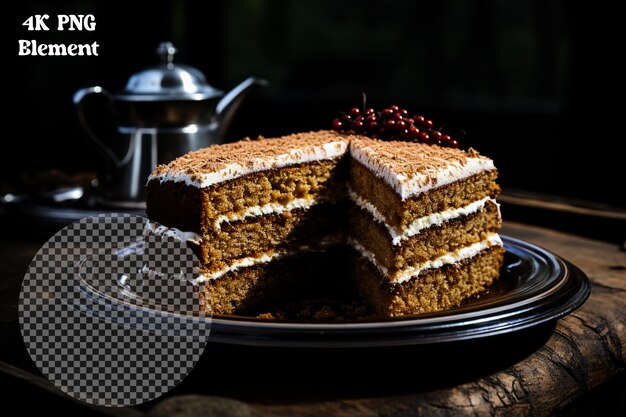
[73,86,122,169]
[216,77,268,140]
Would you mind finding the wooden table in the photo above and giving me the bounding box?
[1,221,624,416]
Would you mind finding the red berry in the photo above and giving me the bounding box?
[424,119,434,129]
[397,120,407,129]
[431,131,443,141]
[418,131,431,143]
[332,119,343,131]
[439,135,458,148]
[350,107,361,117]
[365,108,375,115]
[415,115,426,125]
[382,108,394,117]
[390,105,399,111]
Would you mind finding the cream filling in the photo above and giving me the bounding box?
[349,233,503,284]
[144,221,288,283]
[348,188,499,245]
[146,197,322,238]
[213,197,319,230]
[144,221,202,245]
[195,251,283,282]
[193,234,345,283]
[149,140,349,188]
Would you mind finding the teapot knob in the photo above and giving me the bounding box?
[156,42,177,67]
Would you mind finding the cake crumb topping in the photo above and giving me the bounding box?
[149,131,349,188]
[350,137,495,200]
[149,130,495,200]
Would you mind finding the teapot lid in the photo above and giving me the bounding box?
[118,42,223,102]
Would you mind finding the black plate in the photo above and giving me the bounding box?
[207,236,590,347]
[76,235,590,348]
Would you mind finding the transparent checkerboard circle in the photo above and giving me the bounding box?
[18,213,211,407]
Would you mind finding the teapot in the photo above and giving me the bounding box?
[74,42,266,207]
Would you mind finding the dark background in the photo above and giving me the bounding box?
[6,0,623,208]
[3,5,625,416]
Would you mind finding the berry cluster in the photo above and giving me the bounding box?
[332,105,459,148]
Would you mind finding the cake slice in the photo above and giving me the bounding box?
[145,125,505,318]
[348,137,504,317]
[146,131,350,315]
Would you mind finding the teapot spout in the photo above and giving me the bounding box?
[216,76,268,140]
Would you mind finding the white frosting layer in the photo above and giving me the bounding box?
[148,198,322,236]
[349,233,503,284]
[149,140,348,188]
[194,234,344,283]
[349,143,495,201]
[144,221,202,245]
[195,251,282,282]
[348,188,499,245]
[213,198,318,230]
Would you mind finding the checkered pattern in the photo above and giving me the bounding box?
[19,214,211,407]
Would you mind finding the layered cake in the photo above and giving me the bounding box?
[146,132,350,315]
[146,109,504,318]
[348,137,503,316]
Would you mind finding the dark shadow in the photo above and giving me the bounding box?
[170,321,555,403]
